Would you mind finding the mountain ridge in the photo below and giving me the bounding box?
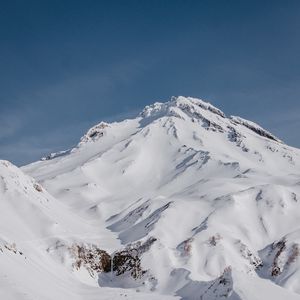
[40,96,283,162]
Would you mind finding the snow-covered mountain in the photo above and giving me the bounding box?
[2,96,300,299]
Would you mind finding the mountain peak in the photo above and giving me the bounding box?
[139,96,226,119]
[139,96,281,144]
[40,96,283,163]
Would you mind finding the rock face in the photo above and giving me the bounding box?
[111,249,143,278]
[69,237,157,280]
[79,122,109,144]
[258,230,300,292]
[229,116,282,143]
[112,237,157,278]
[70,244,111,276]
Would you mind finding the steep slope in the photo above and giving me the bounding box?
[20,96,300,299]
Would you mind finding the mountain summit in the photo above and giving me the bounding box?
[2,96,300,299]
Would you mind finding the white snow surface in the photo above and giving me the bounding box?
[1,96,300,299]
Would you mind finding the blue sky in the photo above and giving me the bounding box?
[1,0,300,165]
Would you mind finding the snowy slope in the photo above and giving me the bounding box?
[0,160,177,300]
[3,96,300,299]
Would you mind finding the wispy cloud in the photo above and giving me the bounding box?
[0,57,152,165]
[0,113,23,140]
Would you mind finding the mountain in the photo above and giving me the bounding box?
[2,96,300,299]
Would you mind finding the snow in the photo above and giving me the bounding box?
[2,96,300,299]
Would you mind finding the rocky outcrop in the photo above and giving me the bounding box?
[79,122,109,144]
[230,116,282,143]
[70,244,111,277]
[258,233,300,284]
[41,149,71,161]
[69,237,157,280]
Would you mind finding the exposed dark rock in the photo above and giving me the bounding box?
[227,126,249,152]
[178,103,224,132]
[237,240,263,270]
[112,237,157,279]
[79,122,109,144]
[33,183,43,192]
[177,238,194,257]
[70,237,157,280]
[41,149,71,161]
[230,116,281,143]
[70,244,111,277]
[271,239,286,277]
[209,234,222,247]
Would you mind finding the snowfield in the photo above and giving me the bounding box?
[1,96,300,299]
